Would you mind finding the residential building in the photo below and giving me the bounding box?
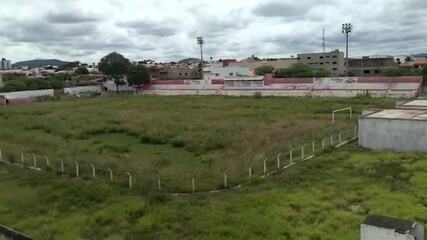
[297,50,345,76]
[348,56,397,76]
[361,215,424,240]
[203,62,250,82]
[414,57,427,70]
[1,58,11,70]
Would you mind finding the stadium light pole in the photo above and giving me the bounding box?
[197,37,204,79]
[342,23,353,76]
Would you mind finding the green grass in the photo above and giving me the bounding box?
[0,95,393,192]
[0,145,426,239]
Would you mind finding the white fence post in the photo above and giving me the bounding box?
[75,162,79,178]
[60,160,64,174]
[107,168,113,182]
[0,149,2,161]
[322,138,326,150]
[192,178,196,193]
[290,149,293,164]
[263,158,268,177]
[126,172,132,189]
[330,134,334,146]
[354,125,358,137]
[312,141,315,154]
[157,174,161,190]
[32,154,37,168]
[20,151,24,166]
[44,156,50,167]
[90,164,96,178]
[277,153,282,169]
[224,170,229,189]
[249,160,256,181]
[301,145,305,160]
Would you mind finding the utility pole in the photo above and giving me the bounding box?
[322,28,326,53]
[197,37,204,80]
[342,23,353,76]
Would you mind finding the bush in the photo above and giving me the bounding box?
[254,65,275,76]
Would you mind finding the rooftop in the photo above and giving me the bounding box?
[363,109,427,120]
[362,215,416,234]
[402,100,427,108]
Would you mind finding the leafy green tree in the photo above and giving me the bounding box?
[274,64,316,78]
[314,69,332,78]
[75,67,89,75]
[254,65,275,76]
[127,65,151,86]
[98,52,130,91]
[382,68,420,76]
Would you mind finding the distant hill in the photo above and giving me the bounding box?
[413,53,427,57]
[12,59,70,69]
[177,58,201,64]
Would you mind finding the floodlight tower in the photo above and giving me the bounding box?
[197,37,204,79]
[342,23,353,76]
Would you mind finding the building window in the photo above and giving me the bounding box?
[333,68,338,71]
[363,70,370,74]
[332,56,337,58]
[307,57,311,60]
[374,70,380,74]
[179,73,182,76]
[185,73,188,76]
[325,62,330,64]
[326,56,330,58]
[333,62,337,64]
[320,56,324,59]
[229,73,234,76]
[320,62,324,65]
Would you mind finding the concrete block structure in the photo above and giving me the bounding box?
[297,50,345,76]
[359,109,427,153]
[361,215,424,240]
[349,56,397,76]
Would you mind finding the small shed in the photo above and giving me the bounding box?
[361,215,424,240]
[359,109,427,153]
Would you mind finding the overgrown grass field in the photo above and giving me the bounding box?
[0,145,426,239]
[0,96,393,191]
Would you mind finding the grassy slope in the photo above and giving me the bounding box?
[0,96,393,192]
[0,144,426,240]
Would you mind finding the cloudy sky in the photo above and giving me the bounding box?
[0,0,426,63]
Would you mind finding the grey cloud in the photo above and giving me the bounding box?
[117,20,176,37]
[46,12,99,24]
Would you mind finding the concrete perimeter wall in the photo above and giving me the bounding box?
[359,118,427,153]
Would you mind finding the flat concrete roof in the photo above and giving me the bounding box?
[363,109,427,121]
[402,100,427,107]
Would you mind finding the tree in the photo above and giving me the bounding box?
[254,65,275,76]
[127,65,151,86]
[274,64,316,78]
[98,52,130,91]
[75,66,89,75]
[314,69,332,78]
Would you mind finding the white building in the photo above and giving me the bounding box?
[203,62,250,83]
[1,58,11,70]
[361,215,424,240]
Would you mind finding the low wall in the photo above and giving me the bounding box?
[0,89,54,100]
[64,86,101,96]
[0,225,32,240]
